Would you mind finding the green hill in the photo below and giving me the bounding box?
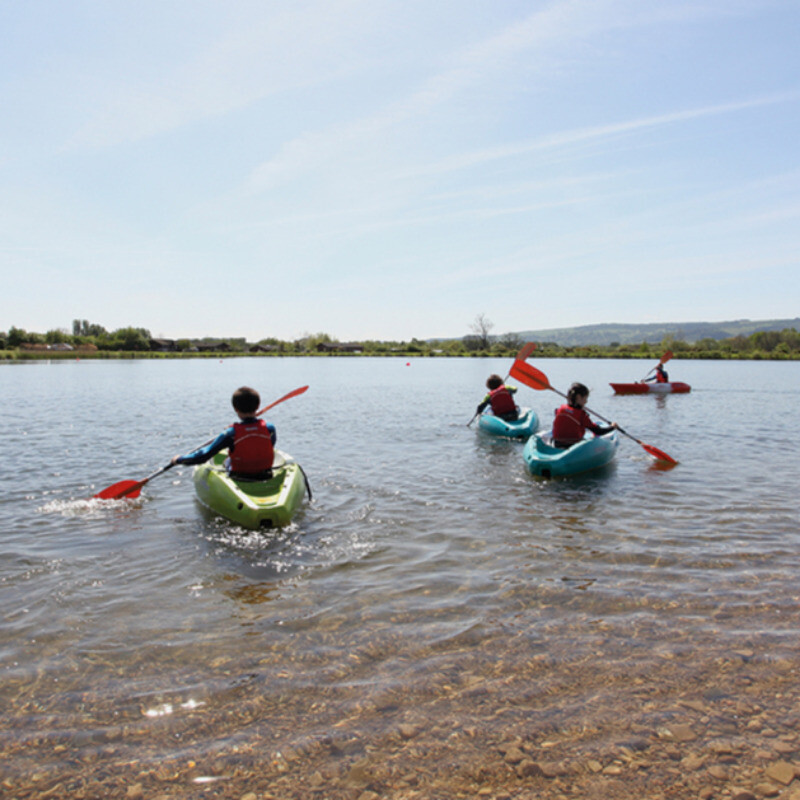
[510,318,800,347]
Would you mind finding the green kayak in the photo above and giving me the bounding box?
[192,450,307,529]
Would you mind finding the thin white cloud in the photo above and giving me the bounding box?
[246,0,612,190]
[67,0,381,149]
[245,0,770,192]
[402,93,799,178]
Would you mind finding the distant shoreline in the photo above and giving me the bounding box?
[2,349,798,362]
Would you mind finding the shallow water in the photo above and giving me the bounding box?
[1,357,799,796]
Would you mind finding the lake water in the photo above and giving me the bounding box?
[2,356,799,798]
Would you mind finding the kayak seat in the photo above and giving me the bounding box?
[544,431,579,450]
[229,469,274,482]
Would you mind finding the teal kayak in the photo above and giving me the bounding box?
[523,431,619,478]
[477,407,539,439]
[192,450,307,529]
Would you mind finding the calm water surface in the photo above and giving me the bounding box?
[1,357,799,792]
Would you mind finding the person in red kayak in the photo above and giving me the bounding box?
[552,382,618,448]
[644,363,669,383]
[476,374,519,422]
[171,386,276,478]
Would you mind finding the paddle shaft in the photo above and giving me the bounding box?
[196,385,309,448]
[508,359,677,463]
[536,382,640,444]
[94,386,309,500]
[642,351,673,380]
[94,463,173,500]
[563,391,677,461]
[120,463,174,498]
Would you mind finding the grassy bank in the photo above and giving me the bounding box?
[2,349,798,362]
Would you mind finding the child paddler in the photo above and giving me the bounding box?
[171,386,276,479]
[476,374,519,422]
[552,382,618,448]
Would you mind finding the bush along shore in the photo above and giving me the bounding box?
[2,323,799,361]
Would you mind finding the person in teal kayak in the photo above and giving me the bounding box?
[171,386,276,478]
[476,374,519,421]
[552,382,618,448]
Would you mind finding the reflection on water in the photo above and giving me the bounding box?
[2,358,800,797]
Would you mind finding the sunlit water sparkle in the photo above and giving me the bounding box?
[1,357,799,794]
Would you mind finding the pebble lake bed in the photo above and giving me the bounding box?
[1,356,799,799]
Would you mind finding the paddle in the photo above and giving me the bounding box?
[256,384,309,417]
[92,385,310,500]
[467,342,536,427]
[193,385,310,450]
[642,350,673,381]
[93,464,173,501]
[508,360,678,464]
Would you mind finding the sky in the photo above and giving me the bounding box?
[1,0,798,343]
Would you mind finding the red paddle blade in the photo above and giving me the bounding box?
[93,480,143,500]
[256,385,309,417]
[642,443,678,465]
[509,359,550,391]
[659,350,673,365]
[516,342,536,361]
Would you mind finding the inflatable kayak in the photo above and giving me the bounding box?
[523,431,619,478]
[193,450,307,529]
[610,382,691,395]
[477,407,539,439]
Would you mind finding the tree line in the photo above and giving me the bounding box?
[2,320,799,360]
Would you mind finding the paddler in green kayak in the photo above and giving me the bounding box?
[171,386,277,479]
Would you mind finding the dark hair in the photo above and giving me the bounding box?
[232,386,260,414]
[486,374,503,390]
[566,382,589,406]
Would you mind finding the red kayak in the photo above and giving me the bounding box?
[610,382,691,395]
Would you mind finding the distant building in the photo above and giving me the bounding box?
[150,339,177,352]
[195,341,232,352]
[316,342,364,353]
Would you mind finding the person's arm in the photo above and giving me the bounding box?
[577,408,611,437]
[586,418,617,437]
[172,427,234,466]
[476,393,491,414]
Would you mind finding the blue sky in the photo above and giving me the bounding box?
[1,0,798,342]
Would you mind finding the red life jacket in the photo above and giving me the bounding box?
[229,419,274,474]
[489,386,516,416]
[552,404,590,445]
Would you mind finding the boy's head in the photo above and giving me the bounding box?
[486,374,503,390]
[566,382,589,406]
[232,386,260,415]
